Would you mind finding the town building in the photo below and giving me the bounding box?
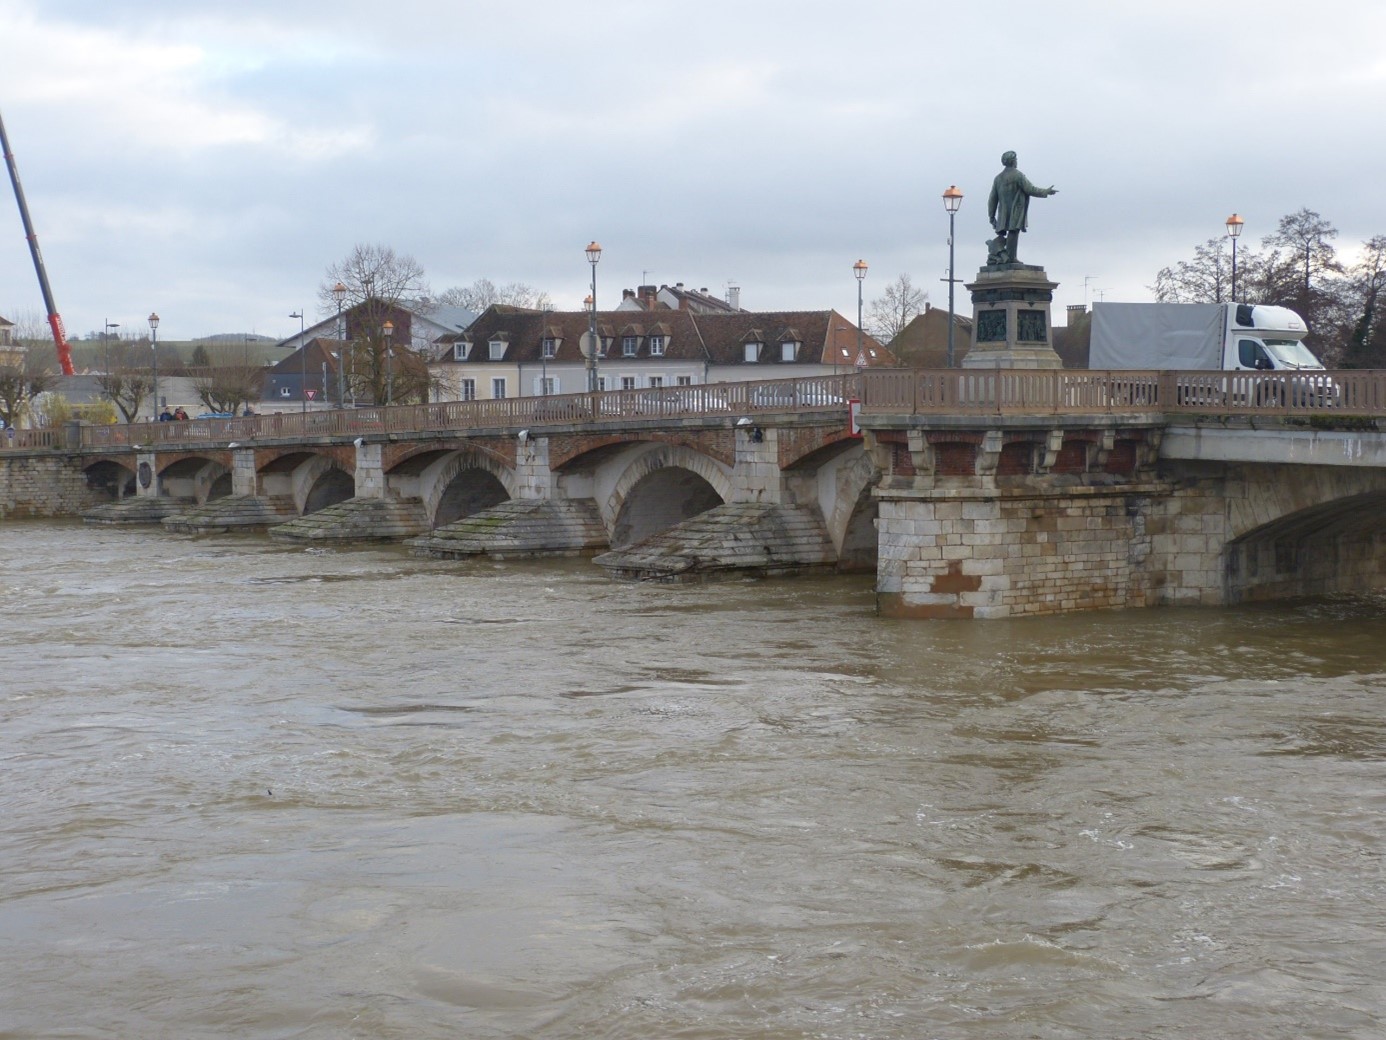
[429,305,892,401]
[885,304,974,367]
[268,298,476,407]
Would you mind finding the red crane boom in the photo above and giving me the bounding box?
[0,107,74,376]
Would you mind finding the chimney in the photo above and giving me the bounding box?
[639,284,657,309]
[622,289,635,302]
[1066,304,1087,325]
[727,284,741,311]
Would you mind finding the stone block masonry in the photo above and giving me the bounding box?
[876,484,1166,619]
[0,453,107,518]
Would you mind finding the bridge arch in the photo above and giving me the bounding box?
[1221,466,1386,603]
[256,451,354,515]
[297,456,355,515]
[823,448,880,572]
[606,444,732,548]
[82,458,136,500]
[419,449,519,528]
[158,455,232,505]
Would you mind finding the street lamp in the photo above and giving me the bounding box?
[586,241,602,392]
[382,319,394,405]
[147,312,160,420]
[332,281,347,407]
[852,259,868,370]
[1226,213,1244,303]
[289,310,307,413]
[104,320,119,379]
[943,184,964,368]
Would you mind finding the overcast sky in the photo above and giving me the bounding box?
[1,0,1383,345]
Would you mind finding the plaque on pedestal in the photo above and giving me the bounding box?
[962,264,1062,369]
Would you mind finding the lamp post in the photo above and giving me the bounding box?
[943,185,964,367]
[382,319,394,405]
[147,312,160,420]
[1226,213,1244,303]
[289,310,306,413]
[104,320,119,379]
[540,327,549,396]
[586,241,602,392]
[852,259,868,370]
[332,281,347,407]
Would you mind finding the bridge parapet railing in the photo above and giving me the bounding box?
[858,369,1386,418]
[24,374,857,453]
[0,427,63,450]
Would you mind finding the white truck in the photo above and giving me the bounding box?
[1089,302,1323,373]
[1088,301,1335,407]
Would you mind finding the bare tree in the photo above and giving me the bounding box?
[190,361,264,416]
[1265,208,1342,300]
[347,329,435,406]
[314,244,437,405]
[0,348,56,429]
[96,339,154,422]
[436,278,551,313]
[317,243,430,315]
[1338,235,1386,368]
[865,274,927,342]
[1152,237,1236,303]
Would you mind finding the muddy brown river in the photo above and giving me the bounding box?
[2,520,1384,1038]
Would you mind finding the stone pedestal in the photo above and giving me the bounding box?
[962,264,1062,369]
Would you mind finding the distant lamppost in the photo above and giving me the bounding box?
[586,241,602,392]
[1226,213,1244,303]
[852,259,868,370]
[382,319,394,405]
[333,281,347,407]
[147,312,160,419]
[104,320,119,378]
[289,310,307,413]
[943,184,964,368]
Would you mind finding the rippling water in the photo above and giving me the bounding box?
[3,519,1385,1039]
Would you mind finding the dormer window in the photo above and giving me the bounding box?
[744,342,763,363]
[780,340,799,362]
[649,334,666,356]
[453,340,471,361]
[541,337,557,359]
[488,338,507,360]
[622,335,638,357]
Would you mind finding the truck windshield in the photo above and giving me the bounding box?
[1263,339,1322,368]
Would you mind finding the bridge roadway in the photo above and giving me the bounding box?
[4,369,1386,616]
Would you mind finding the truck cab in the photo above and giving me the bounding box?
[1226,304,1323,372]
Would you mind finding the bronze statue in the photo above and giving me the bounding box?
[987,150,1057,265]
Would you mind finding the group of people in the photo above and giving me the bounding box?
[158,406,190,422]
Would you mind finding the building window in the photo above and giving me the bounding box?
[649,335,665,356]
[780,341,798,362]
[620,376,637,391]
[492,378,506,399]
[648,376,664,388]
[453,341,471,361]
[538,376,557,396]
[622,335,638,357]
[597,376,609,391]
[676,375,692,386]
[488,340,506,360]
[744,342,762,363]
[541,337,556,359]
[460,378,476,401]
[279,386,292,398]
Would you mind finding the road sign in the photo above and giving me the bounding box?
[305,389,317,400]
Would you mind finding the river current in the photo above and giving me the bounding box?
[2,519,1385,1039]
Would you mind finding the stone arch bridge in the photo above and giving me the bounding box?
[7,370,1386,616]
